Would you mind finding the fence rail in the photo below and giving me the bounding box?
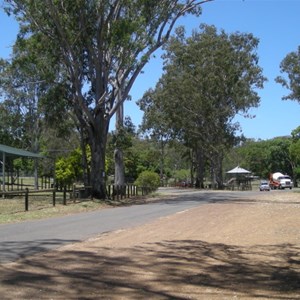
[0,184,152,212]
[106,184,152,200]
[0,175,54,191]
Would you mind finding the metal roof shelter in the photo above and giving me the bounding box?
[0,144,43,159]
[0,144,43,191]
[227,166,251,174]
[226,166,252,191]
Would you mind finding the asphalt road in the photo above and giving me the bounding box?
[0,188,272,263]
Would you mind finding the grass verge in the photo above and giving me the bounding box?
[0,199,110,224]
[0,192,163,225]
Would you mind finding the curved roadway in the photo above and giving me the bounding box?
[0,188,266,263]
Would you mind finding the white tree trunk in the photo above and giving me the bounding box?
[114,97,125,187]
[114,148,125,186]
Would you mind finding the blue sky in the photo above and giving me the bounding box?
[1,0,300,140]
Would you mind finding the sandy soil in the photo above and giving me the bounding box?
[1,190,300,299]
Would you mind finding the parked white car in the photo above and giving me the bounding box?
[259,181,270,191]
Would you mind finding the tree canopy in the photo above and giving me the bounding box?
[276,46,300,102]
[1,0,213,198]
[138,24,266,187]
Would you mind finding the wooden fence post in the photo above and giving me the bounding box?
[63,186,67,205]
[112,185,115,201]
[72,184,76,202]
[52,189,56,206]
[25,188,29,211]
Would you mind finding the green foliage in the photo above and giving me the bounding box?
[290,140,300,183]
[2,0,213,197]
[289,139,300,162]
[138,24,266,187]
[106,117,186,185]
[158,24,266,141]
[55,148,83,186]
[107,133,158,182]
[134,170,160,191]
[107,133,193,185]
[111,126,133,150]
[291,126,300,140]
[276,46,300,102]
[268,138,292,173]
[173,169,190,182]
[225,137,293,179]
[293,166,300,182]
[0,30,75,159]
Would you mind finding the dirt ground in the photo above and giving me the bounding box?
[1,190,300,299]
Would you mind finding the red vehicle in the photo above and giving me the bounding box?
[269,172,293,190]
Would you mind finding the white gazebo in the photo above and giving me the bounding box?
[226,166,251,175]
[226,166,252,190]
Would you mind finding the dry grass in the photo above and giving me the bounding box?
[0,194,108,224]
[0,190,162,224]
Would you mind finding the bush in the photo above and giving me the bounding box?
[134,170,160,192]
[55,148,83,186]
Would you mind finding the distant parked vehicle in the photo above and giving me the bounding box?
[259,181,270,191]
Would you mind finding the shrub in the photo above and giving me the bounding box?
[134,170,160,192]
[55,148,83,186]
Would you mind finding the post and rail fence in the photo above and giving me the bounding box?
[0,184,152,212]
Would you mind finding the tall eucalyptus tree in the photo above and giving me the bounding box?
[2,0,213,198]
[139,25,266,187]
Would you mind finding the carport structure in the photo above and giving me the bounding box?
[0,143,43,191]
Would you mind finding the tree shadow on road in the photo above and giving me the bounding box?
[1,239,300,299]
[0,239,80,264]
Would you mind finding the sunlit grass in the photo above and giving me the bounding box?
[0,190,165,224]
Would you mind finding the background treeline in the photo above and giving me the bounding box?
[0,98,299,188]
[1,1,300,193]
[49,124,300,189]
